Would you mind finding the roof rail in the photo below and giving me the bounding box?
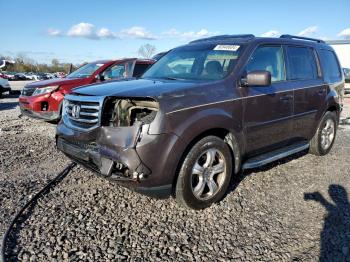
[190,34,255,43]
[279,34,325,43]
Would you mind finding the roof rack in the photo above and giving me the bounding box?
[190,34,255,43]
[279,34,325,43]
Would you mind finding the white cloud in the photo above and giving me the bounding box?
[162,28,217,40]
[96,28,116,39]
[67,22,95,38]
[298,26,318,37]
[261,30,280,37]
[120,26,156,40]
[61,22,117,39]
[338,28,350,39]
[47,28,61,36]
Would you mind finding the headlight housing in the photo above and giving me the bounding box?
[102,98,159,127]
[32,85,59,96]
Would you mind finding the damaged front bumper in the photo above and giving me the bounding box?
[56,121,180,198]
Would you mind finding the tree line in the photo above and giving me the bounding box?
[0,44,157,73]
[0,54,78,73]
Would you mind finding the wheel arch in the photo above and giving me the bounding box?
[171,126,243,196]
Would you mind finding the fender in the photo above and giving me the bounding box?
[164,107,244,174]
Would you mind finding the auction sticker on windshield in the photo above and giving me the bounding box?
[214,45,240,51]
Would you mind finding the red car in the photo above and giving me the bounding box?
[19,58,154,121]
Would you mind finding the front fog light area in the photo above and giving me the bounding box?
[102,98,159,127]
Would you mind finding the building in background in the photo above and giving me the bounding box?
[327,40,350,69]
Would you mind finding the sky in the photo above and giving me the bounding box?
[1,0,350,64]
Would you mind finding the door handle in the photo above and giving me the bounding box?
[280,94,293,101]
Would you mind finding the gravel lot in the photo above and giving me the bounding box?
[1,81,350,261]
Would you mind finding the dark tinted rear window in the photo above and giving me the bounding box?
[286,46,318,80]
[133,63,152,77]
[319,50,342,83]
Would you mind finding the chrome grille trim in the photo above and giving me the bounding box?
[62,94,105,132]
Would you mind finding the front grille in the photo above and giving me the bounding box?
[21,86,36,96]
[63,95,104,131]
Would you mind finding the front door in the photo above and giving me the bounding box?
[242,45,294,155]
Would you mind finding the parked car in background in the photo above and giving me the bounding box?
[55,72,66,78]
[2,72,16,80]
[0,77,11,98]
[343,68,350,94]
[24,72,41,81]
[56,34,344,209]
[14,73,29,80]
[19,58,154,121]
[0,72,9,79]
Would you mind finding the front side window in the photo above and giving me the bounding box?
[142,44,243,81]
[286,46,318,80]
[319,50,342,83]
[246,46,286,82]
[102,60,135,80]
[67,62,105,79]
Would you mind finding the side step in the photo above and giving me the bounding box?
[242,142,309,170]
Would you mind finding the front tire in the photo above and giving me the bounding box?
[309,111,337,156]
[175,136,232,209]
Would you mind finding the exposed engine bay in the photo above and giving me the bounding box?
[102,98,159,127]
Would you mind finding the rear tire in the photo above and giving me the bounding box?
[309,111,337,156]
[175,136,232,210]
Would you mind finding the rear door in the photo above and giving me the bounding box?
[243,45,294,155]
[285,45,326,140]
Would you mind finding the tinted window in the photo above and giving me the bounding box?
[133,63,152,77]
[246,46,285,82]
[286,47,318,80]
[319,50,342,83]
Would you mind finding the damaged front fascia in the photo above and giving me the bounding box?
[94,97,159,180]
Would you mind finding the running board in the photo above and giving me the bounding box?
[242,142,309,170]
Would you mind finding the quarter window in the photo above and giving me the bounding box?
[246,46,286,82]
[286,47,318,80]
[319,50,342,83]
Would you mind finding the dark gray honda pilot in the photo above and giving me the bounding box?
[56,34,344,209]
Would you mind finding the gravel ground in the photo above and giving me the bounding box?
[1,81,350,261]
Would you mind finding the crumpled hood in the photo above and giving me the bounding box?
[25,78,85,88]
[72,78,199,99]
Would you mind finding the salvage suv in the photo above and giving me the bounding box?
[19,58,154,121]
[56,34,344,209]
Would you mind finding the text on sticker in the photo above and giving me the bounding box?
[214,45,240,51]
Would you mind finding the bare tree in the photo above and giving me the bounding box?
[138,44,156,59]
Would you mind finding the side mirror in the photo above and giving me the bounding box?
[242,70,271,87]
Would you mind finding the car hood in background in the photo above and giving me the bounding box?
[25,78,88,88]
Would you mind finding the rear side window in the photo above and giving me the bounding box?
[133,63,152,77]
[319,50,342,83]
[246,46,286,82]
[286,46,318,80]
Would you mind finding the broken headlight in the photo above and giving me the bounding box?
[102,98,159,127]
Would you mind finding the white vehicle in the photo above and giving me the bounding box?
[24,73,40,81]
[0,77,11,98]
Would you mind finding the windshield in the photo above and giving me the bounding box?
[142,44,243,81]
[67,62,105,79]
